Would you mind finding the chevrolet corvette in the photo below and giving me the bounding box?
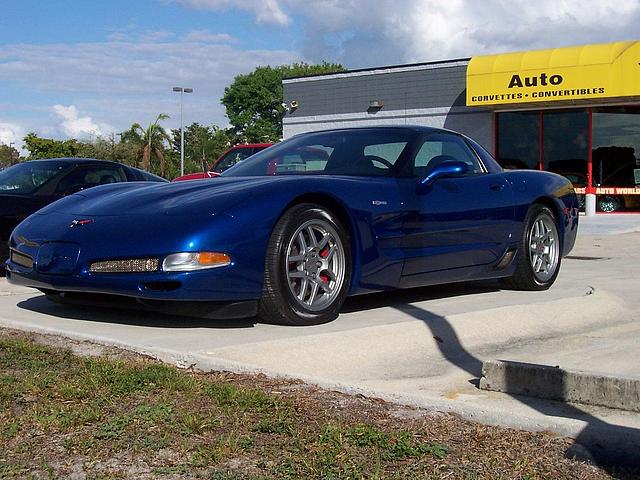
[5,126,578,325]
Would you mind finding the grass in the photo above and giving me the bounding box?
[0,329,627,479]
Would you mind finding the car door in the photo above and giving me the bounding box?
[399,132,515,287]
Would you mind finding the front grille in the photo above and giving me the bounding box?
[10,250,34,269]
[89,258,159,274]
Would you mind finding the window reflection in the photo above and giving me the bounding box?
[542,110,588,181]
[592,107,640,212]
[497,112,539,170]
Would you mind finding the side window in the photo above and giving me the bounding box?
[363,142,406,169]
[414,134,483,177]
[274,145,332,174]
[55,166,126,194]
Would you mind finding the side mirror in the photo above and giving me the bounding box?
[417,161,470,192]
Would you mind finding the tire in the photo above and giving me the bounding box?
[597,195,622,213]
[258,203,352,326]
[499,204,561,291]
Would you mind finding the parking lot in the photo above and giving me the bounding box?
[2,215,640,464]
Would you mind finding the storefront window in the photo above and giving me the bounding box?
[542,110,589,183]
[497,106,640,212]
[497,112,539,170]
[498,112,540,170]
[592,107,640,212]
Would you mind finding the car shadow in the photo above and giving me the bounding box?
[16,295,257,329]
[394,303,640,472]
[15,280,500,330]
[341,279,499,313]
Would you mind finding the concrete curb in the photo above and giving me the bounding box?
[480,359,640,413]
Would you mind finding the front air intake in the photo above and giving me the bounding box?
[89,258,159,273]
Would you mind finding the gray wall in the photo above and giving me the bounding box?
[283,61,494,152]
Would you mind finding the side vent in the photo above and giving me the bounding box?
[494,248,517,270]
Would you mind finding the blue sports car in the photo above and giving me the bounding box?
[5,127,578,325]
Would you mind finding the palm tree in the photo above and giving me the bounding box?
[125,113,171,176]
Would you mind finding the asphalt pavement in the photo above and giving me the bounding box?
[1,214,640,466]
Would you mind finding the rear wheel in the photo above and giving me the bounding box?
[500,204,561,291]
[258,204,351,326]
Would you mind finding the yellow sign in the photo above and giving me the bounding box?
[467,40,640,107]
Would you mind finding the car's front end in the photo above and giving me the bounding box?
[4,180,275,318]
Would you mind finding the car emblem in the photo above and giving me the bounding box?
[69,219,93,228]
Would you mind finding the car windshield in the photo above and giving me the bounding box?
[0,161,70,194]
[222,130,415,177]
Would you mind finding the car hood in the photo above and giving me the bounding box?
[34,177,285,217]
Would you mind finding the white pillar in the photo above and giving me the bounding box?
[585,193,596,216]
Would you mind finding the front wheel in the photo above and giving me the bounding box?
[258,204,352,326]
[500,204,561,291]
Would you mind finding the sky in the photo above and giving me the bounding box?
[1,0,639,150]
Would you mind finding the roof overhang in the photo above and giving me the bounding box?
[466,40,640,109]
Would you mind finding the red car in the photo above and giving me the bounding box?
[172,143,272,181]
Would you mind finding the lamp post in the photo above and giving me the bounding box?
[172,86,193,176]
[8,142,15,165]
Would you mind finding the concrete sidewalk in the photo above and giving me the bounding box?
[578,213,640,235]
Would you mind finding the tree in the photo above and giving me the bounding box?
[0,143,21,167]
[171,123,235,173]
[123,114,172,176]
[22,133,83,159]
[222,62,344,142]
[76,135,140,167]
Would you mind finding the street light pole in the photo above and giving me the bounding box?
[172,86,193,176]
[8,142,15,165]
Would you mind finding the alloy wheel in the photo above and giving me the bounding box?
[528,213,559,283]
[285,219,345,312]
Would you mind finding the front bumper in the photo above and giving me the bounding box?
[5,211,267,304]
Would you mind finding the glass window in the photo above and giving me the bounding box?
[497,112,540,170]
[592,107,640,187]
[274,145,332,174]
[0,161,71,194]
[413,133,483,176]
[55,165,127,194]
[212,148,255,173]
[223,129,414,177]
[542,110,588,181]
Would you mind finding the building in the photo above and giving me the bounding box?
[283,40,640,214]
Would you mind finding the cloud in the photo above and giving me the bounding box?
[175,0,290,25]
[180,30,235,43]
[0,35,298,139]
[174,0,640,67]
[0,122,25,149]
[52,105,112,138]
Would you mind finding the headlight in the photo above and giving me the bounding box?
[162,252,231,272]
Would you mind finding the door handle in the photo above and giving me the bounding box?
[490,184,505,191]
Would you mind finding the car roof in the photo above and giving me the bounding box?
[27,157,124,166]
[229,143,273,148]
[291,125,456,136]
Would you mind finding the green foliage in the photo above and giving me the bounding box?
[222,62,344,142]
[170,122,235,174]
[0,143,22,167]
[122,113,173,177]
[22,133,83,160]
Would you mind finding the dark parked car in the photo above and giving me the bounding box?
[1,158,167,265]
[6,127,578,325]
